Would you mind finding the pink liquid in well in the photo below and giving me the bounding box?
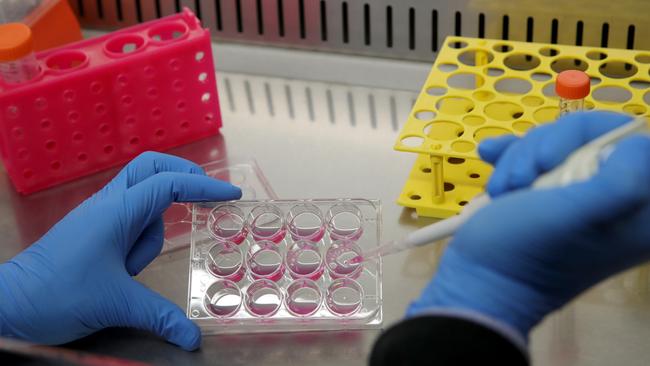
[252,227,286,244]
[329,227,364,242]
[326,243,363,279]
[290,225,325,242]
[249,247,285,282]
[251,265,285,282]
[287,246,324,280]
[228,229,249,245]
[287,300,320,316]
[245,281,282,317]
[286,280,322,317]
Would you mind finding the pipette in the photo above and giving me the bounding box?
[351,117,648,265]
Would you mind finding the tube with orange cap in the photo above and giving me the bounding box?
[0,23,40,84]
[556,70,591,116]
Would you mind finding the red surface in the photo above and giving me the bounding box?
[556,70,590,99]
[0,9,222,194]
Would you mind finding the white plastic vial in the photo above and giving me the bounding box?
[0,23,40,84]
[555,70,590,116]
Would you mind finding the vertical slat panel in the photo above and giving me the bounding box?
[72,0,650,61]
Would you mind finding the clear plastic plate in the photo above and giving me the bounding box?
[187,199,383,334]
[162,158,277,253]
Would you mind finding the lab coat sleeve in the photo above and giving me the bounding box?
[370,309,529,365]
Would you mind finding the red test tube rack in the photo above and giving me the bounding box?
[0,8,221,194]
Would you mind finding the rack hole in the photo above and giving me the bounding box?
[99,124,110,134]
[198,72,208,83]
[45,140,56,150]
[40,119,52,129]
[51,161,61,170]
[12,127,23,139]
[592,86,632,104]
[410,194,421,200]
[45,51,88,71]
[485,102,524,121]
[421,167,432,173]
[458,201,468,206]
[195,51,205,62]
[72,132,84,142]
[176,100,187,111]
[623,104,647,116]
[401,136,424,148]
[469,173,480,179]
[444,182,455,191]
[473,90,495,101]
[423,121,464,140]
[542,82,558,99]
[130,137,140,145]
[522,96,544,107]
[148,22,188,42]
[436,96,474,115]
[105,35,145,55]
[531,72,552,81]
[78,153,88,162]
[486,67,504,77]
[635,54,650,64]
[495,77,533,95]
[534,106,560,123]
[587,51,607,60]
[513,121,535,133]
[415,110,436,121]
[448,40,468,49]
[448,157,465,165]
[23,170,33,179]
[474,127,512,142]
[504,53,541,71]
[458,50,494,66]
[180,121,190,129]
[155,128,166,137]
[95,103,107,115]
[493,44,512,53]
[104,145,114,154]
[201,93,211,103]
[550,57,588,73]
[448,73,484,89]
[63,90,76,102]
[590,77,602,86]
[599,61,637,79]
[68,111,80,123]
[438,63,458,72]
[147,88,159,98]
[630,80,650,89]
[90,82,103,94]
[463,115,485,126]
[426,86,447,96]
[151,108,162,119]
[539,47,559,57]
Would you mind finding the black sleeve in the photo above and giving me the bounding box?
[370,315,528,366]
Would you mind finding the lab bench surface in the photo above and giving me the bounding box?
[1,43,650,366]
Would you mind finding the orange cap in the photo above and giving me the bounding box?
[0,23,34,62]
[555,70,590,100]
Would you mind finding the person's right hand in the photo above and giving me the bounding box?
[0,152,241,350]
[408,111,650,337]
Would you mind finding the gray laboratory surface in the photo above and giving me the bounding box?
[2,41,650,366]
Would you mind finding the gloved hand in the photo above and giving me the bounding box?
[408,111,650,338]
[0,152,242,350]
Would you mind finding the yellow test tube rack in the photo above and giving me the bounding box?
[395,36,650,218]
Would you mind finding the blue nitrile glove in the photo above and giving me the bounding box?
[0,152,242,350]
[408,111,650,338]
